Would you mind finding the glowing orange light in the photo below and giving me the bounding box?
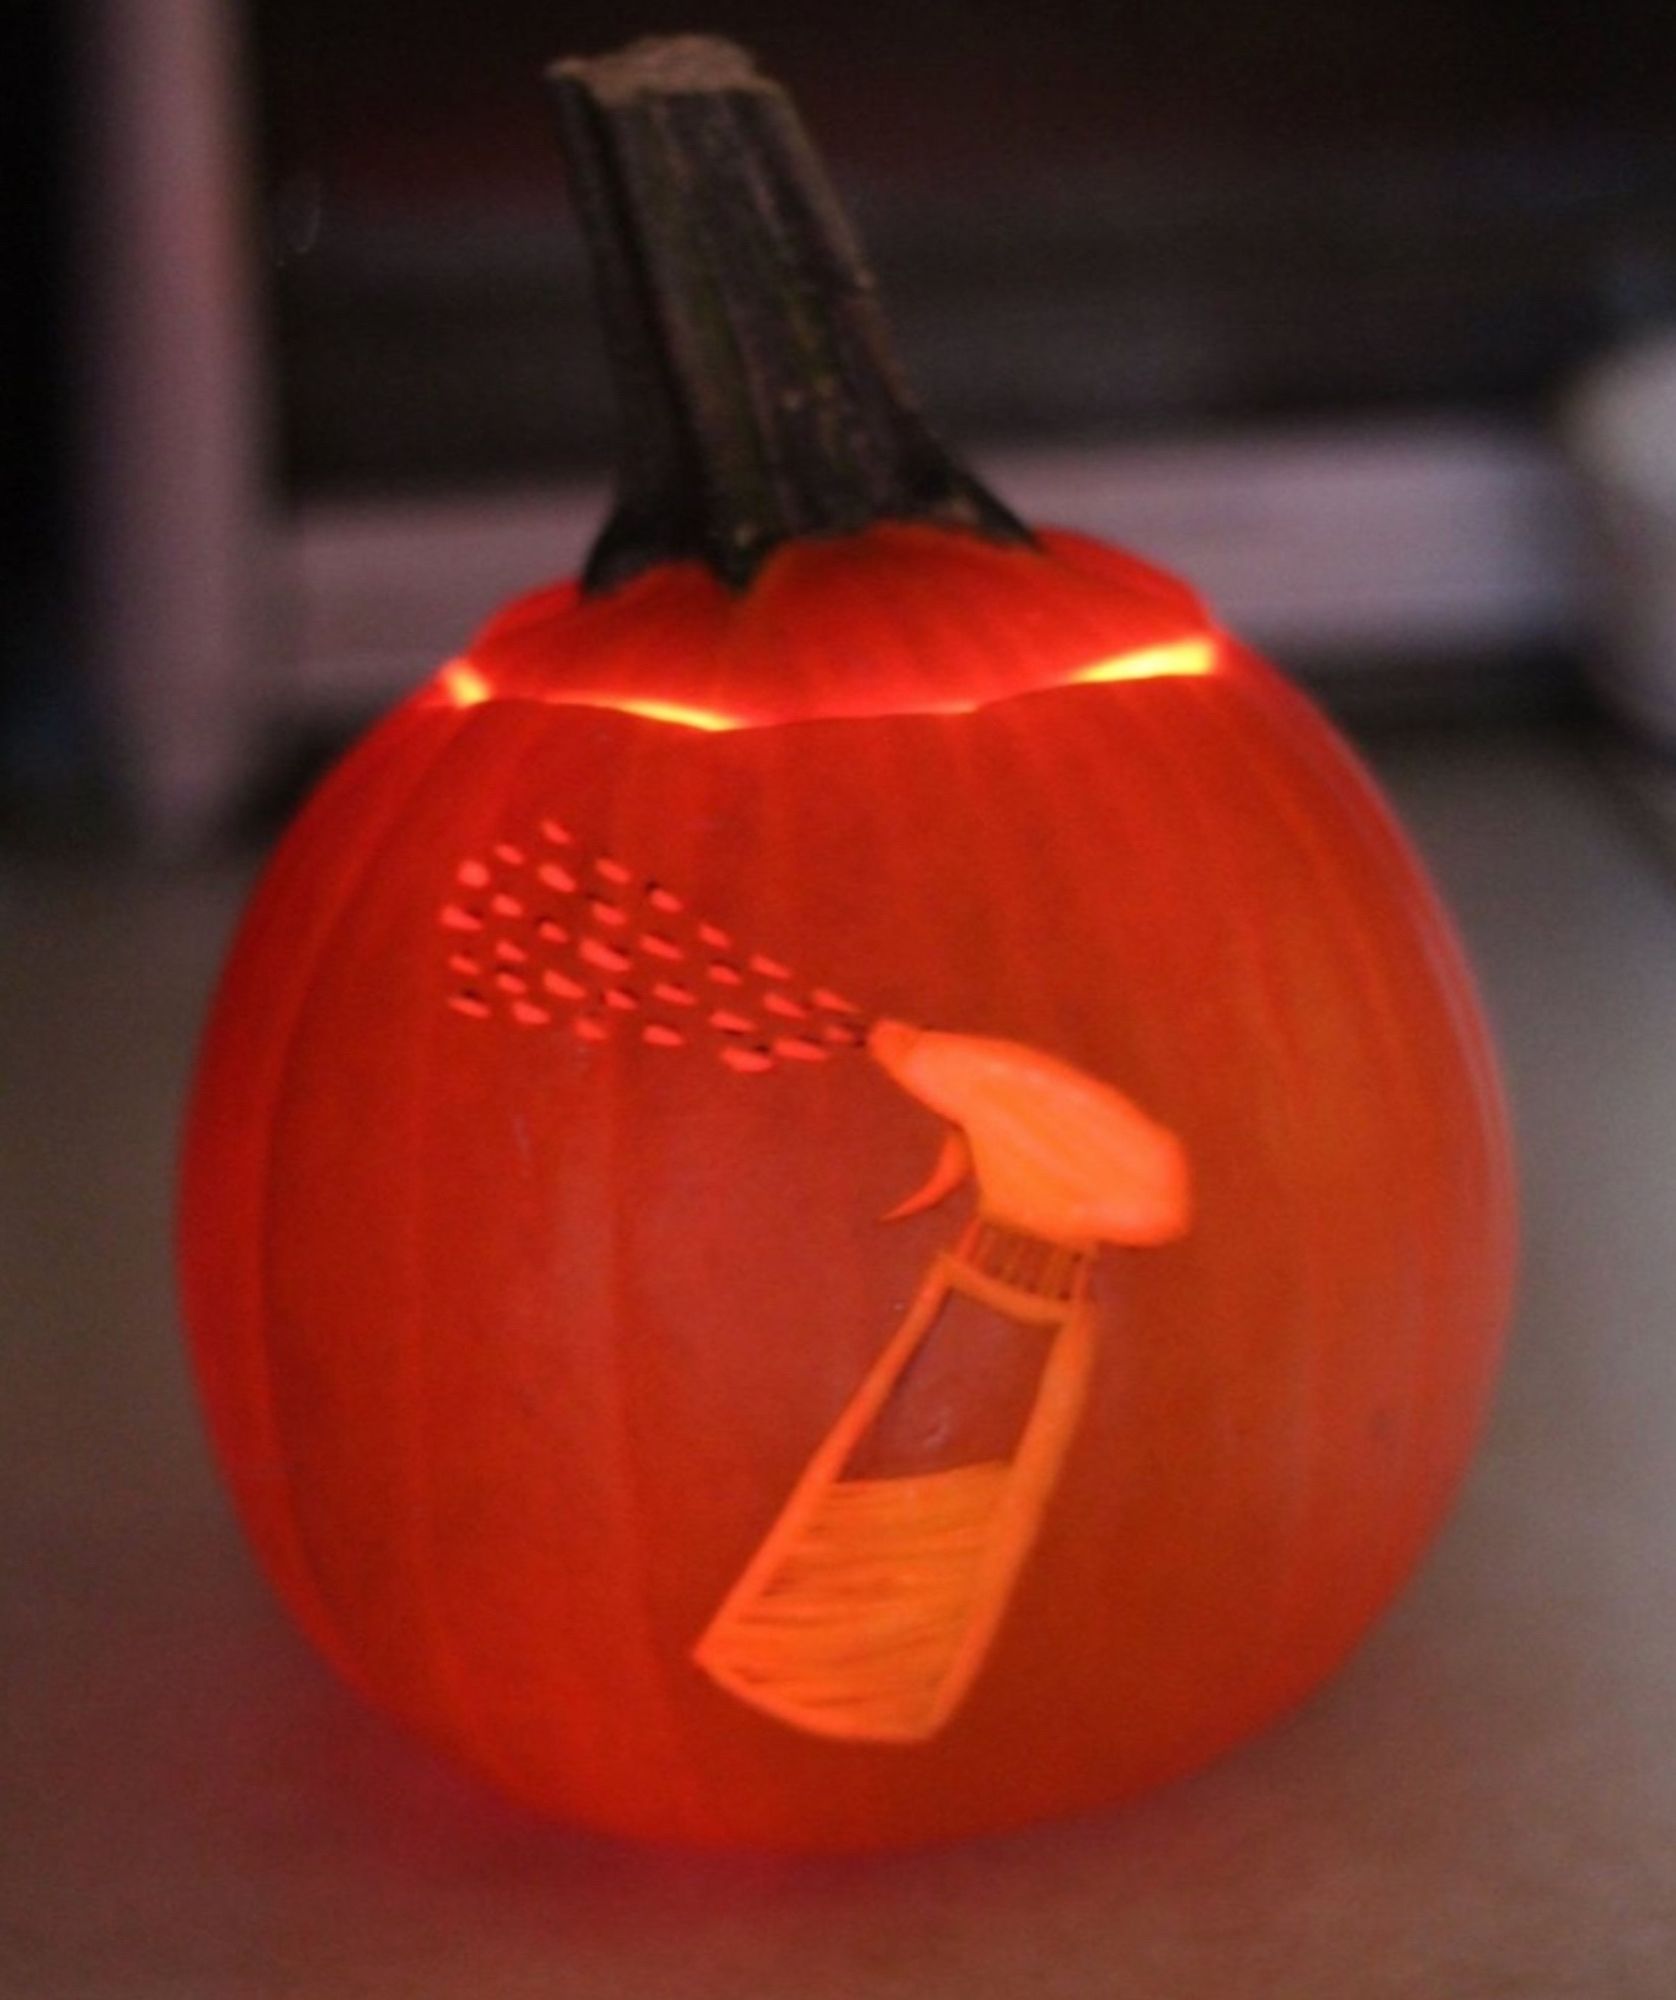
[1067,637,1217,687]
[570,694,743,732]
[438,659,492,707]
[435,638,1216,730]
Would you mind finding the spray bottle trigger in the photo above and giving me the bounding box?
[881,1124,972,1222]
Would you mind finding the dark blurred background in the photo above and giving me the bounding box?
[10,0,1676,837]
[254,0,1676,489]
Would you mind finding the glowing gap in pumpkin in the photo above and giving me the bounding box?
[440,830,1189,1741]
[433,636,1216,728]
[438,659,492,707]
[578,695,744,731]
[1070,636,1217,686]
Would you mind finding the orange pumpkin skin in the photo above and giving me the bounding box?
[180,523,1514,1851]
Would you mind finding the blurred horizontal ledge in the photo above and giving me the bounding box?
[287,417,1583,718]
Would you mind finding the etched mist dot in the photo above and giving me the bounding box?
[722,1045,776,1074]
[773,1035,830,1063]
[581,937,633,975]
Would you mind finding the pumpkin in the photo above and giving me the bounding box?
[179,37,1515,1853]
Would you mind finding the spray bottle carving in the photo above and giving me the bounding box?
[442,826,1190,1744]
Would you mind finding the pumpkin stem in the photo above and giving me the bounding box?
[548,37,1033,594]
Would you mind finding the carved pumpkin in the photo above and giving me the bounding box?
[179,39,1515,1852]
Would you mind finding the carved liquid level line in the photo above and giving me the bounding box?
[698,1460,1013,1742]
